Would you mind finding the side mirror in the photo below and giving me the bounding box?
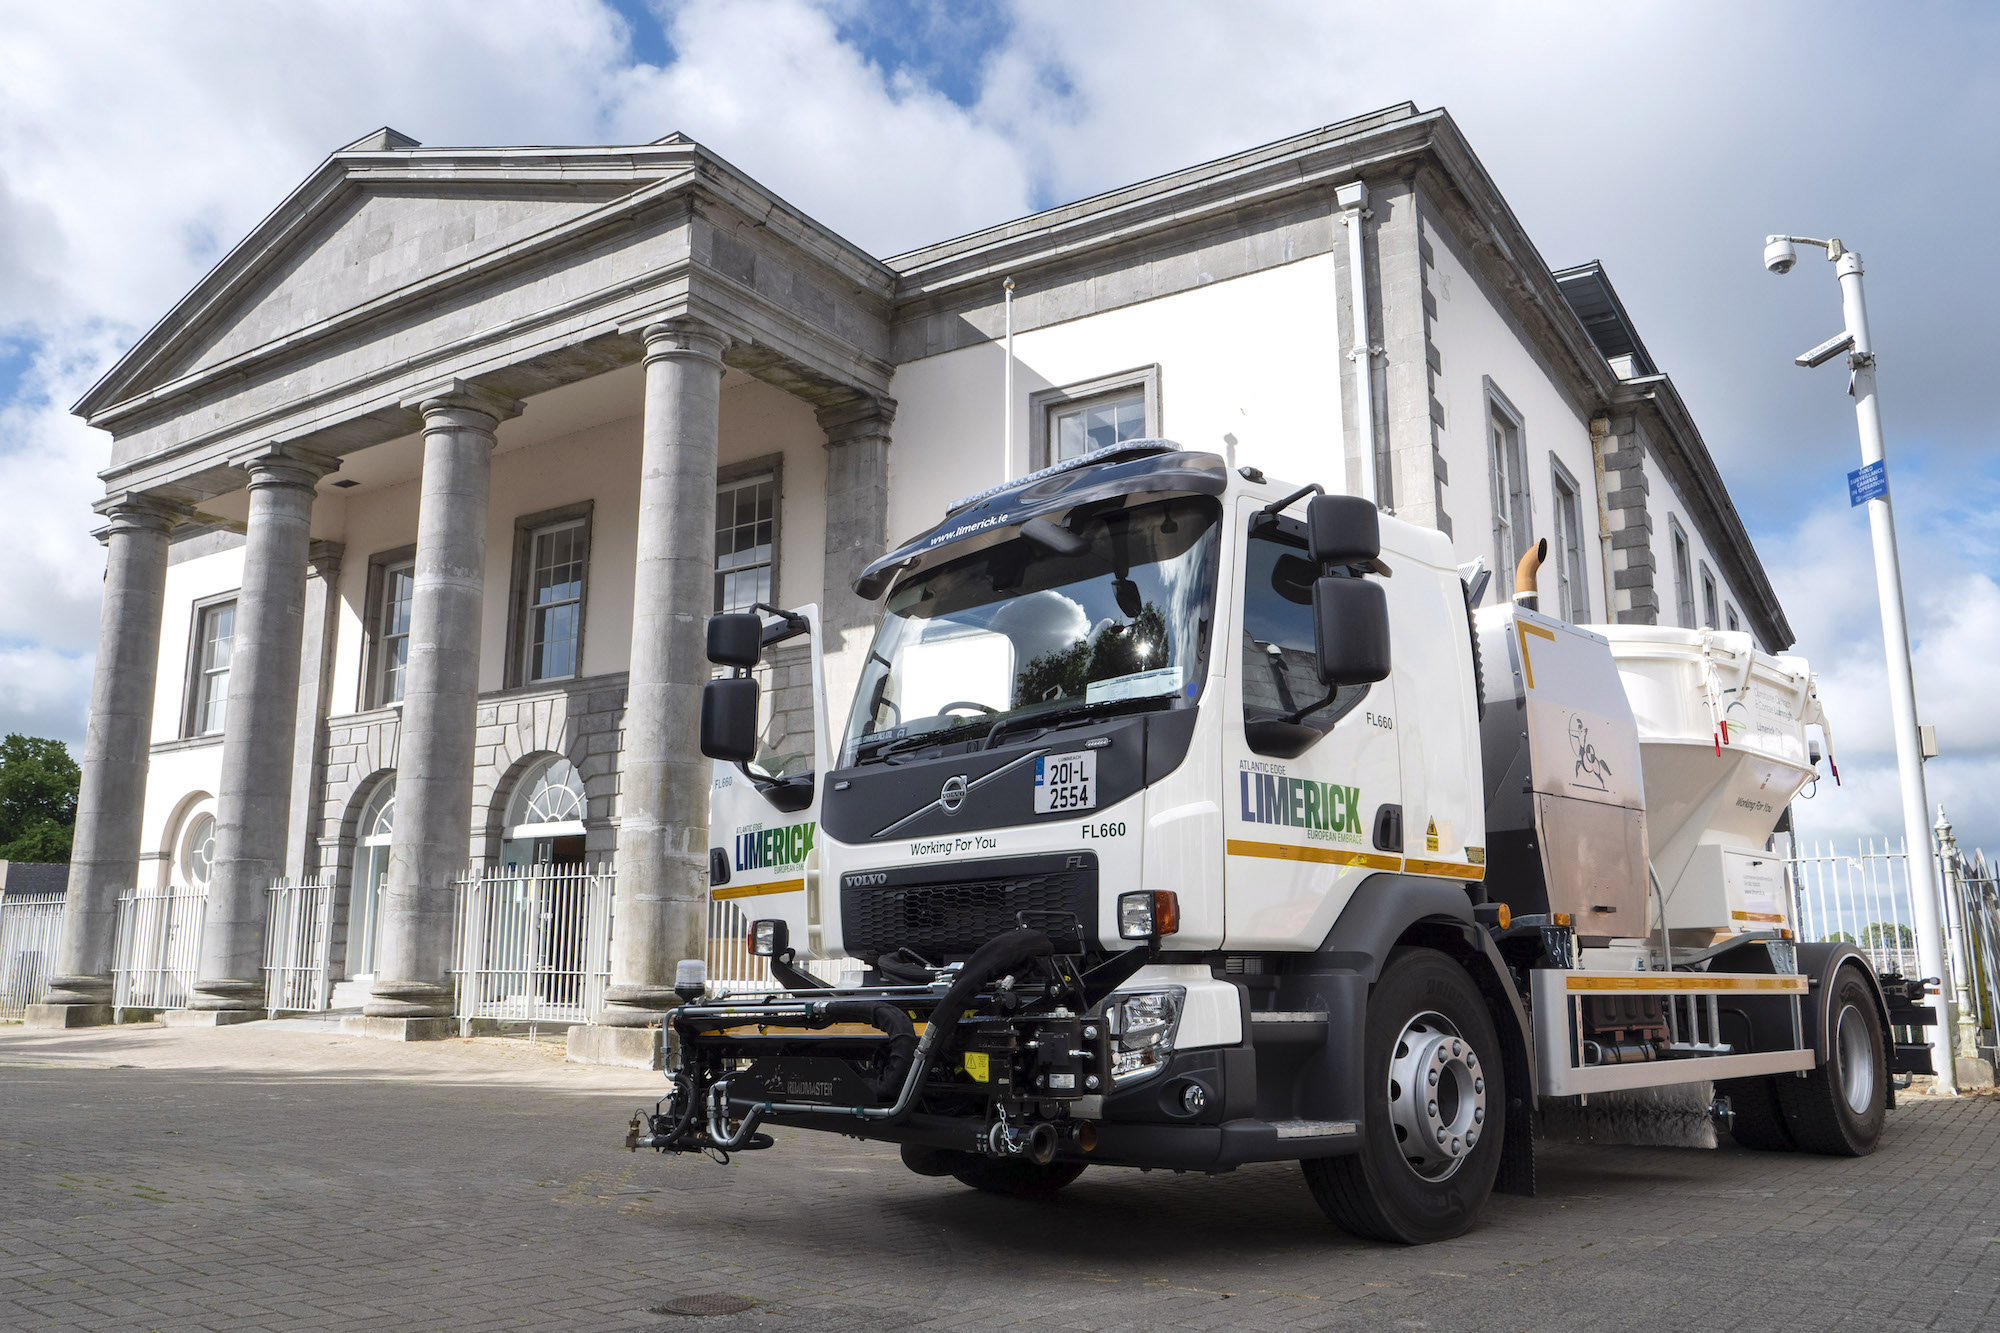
[1306,494,1380,568]
[706,613,764,669]
[700,676,760,761]
[1312,577,1390,686]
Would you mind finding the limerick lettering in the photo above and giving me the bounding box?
[735,821,816,872]
[1238,772,1363,838]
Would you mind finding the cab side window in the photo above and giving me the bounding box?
[1241,527,1367,757]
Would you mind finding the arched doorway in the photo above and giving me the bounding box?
[350,779,395,979]
[500,756,587,869]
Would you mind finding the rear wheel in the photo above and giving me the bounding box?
[1716,1074,1794,1151]
[1778,968,1887,1156]
[1302,947,1505,1244]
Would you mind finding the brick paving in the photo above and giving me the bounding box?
[2,1021,1997,1332]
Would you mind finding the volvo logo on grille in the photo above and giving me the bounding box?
[845,872,888,887]
[939,774,969,813]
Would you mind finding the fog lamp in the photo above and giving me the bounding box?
[1118,890,1181,940]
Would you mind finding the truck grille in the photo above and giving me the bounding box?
[839,854,1099,962]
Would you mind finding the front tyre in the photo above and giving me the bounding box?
[1777,967,1887,1156]
[1303,947,1505,1244]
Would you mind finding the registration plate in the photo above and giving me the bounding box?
[1033,751,1097,814]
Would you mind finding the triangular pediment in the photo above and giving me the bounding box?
[179,183,627,378]
[81,145,703,415]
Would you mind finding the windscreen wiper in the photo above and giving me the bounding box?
[982,693,1178,751]
[858,718,996,765]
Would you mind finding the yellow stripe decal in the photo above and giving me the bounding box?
[1731,910,1787,923]
[1516,619,1557,689]
[1403,857,1486,882]
[1227,839,1401,871]
[1563,974,1807,994]
[711,877,806,901]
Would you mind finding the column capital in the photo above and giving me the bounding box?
[90,491,193,541]
[815,394,897,447]
[307,539,346,579]
[398,377,525,431]
[227,441,344,492]
[635,316,728,368]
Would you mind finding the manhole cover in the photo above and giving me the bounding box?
[648,1295,759,1317]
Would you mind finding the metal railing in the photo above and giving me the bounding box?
[263,878,334,1016]
[0,892,66,1018]
[1789,820,2000,1065]
[113,886,208,1018]
[452,865,614,1035]
[706,895,856,994]
[1787,838,1924,976]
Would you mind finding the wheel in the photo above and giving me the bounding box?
[1302,947,1505,1244]
[1777,967,1887,1156]
[1717,1075,1795,1151]
[949,1157,1087,1198]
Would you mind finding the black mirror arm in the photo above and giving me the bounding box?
[1283,686,1343,726]
[752,602,810,645]
[1255,482,1324,525]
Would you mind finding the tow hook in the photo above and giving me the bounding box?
[625,1112,645,1152]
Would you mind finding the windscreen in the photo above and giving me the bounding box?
[843,495,1221,764]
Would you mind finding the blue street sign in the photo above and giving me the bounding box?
[1848,460,1888,507]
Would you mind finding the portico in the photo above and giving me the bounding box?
[37,130,898,1047]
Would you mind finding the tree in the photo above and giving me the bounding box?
[1860,921,1915,950]
[0,734,81,863]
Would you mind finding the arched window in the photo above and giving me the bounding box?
[351,778,396,977]
[181,814,217,890]
[502,757,588,868]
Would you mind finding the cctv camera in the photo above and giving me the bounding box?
[1763,236,1797,275]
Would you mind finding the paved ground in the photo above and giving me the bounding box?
[2,1022,1997,1332]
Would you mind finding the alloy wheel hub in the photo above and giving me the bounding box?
[1386,1011,1487,1181]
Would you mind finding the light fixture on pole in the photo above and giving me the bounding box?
[1763,231,1956,1094]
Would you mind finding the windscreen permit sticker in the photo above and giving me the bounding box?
[1086,666,1181,705]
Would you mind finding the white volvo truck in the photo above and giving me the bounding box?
[629,440,1935,1244]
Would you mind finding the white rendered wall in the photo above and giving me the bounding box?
[138,543,243,880]
[886,254,1347,545]
[1643,450,1756,642]
[1423,217,1607,620]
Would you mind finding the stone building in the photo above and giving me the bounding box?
[32,103,1788,1052]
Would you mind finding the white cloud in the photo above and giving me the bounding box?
[1764,478,2000,857]
[602,0,1031,254]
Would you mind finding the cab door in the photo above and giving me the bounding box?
[1222,500,1403,949]
[706,605,833,978]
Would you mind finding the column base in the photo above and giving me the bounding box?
[598,986,680,1028]
[565,1024,663,1070]
[162,1008,265,1027]
[24,1003,113,1030]
[340,1014,456,1042]
[1955,1055,1995,1091]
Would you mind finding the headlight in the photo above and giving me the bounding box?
[1104,987,1185,1085]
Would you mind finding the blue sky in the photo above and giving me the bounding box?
[1,0,1996,855]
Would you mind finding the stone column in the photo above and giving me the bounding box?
[600,318,727,1035]
[32,495,187,1028]
[814,396,895,723]
[362,383,521,1038]
[286,541,345,881]
[186,445,340,1019]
